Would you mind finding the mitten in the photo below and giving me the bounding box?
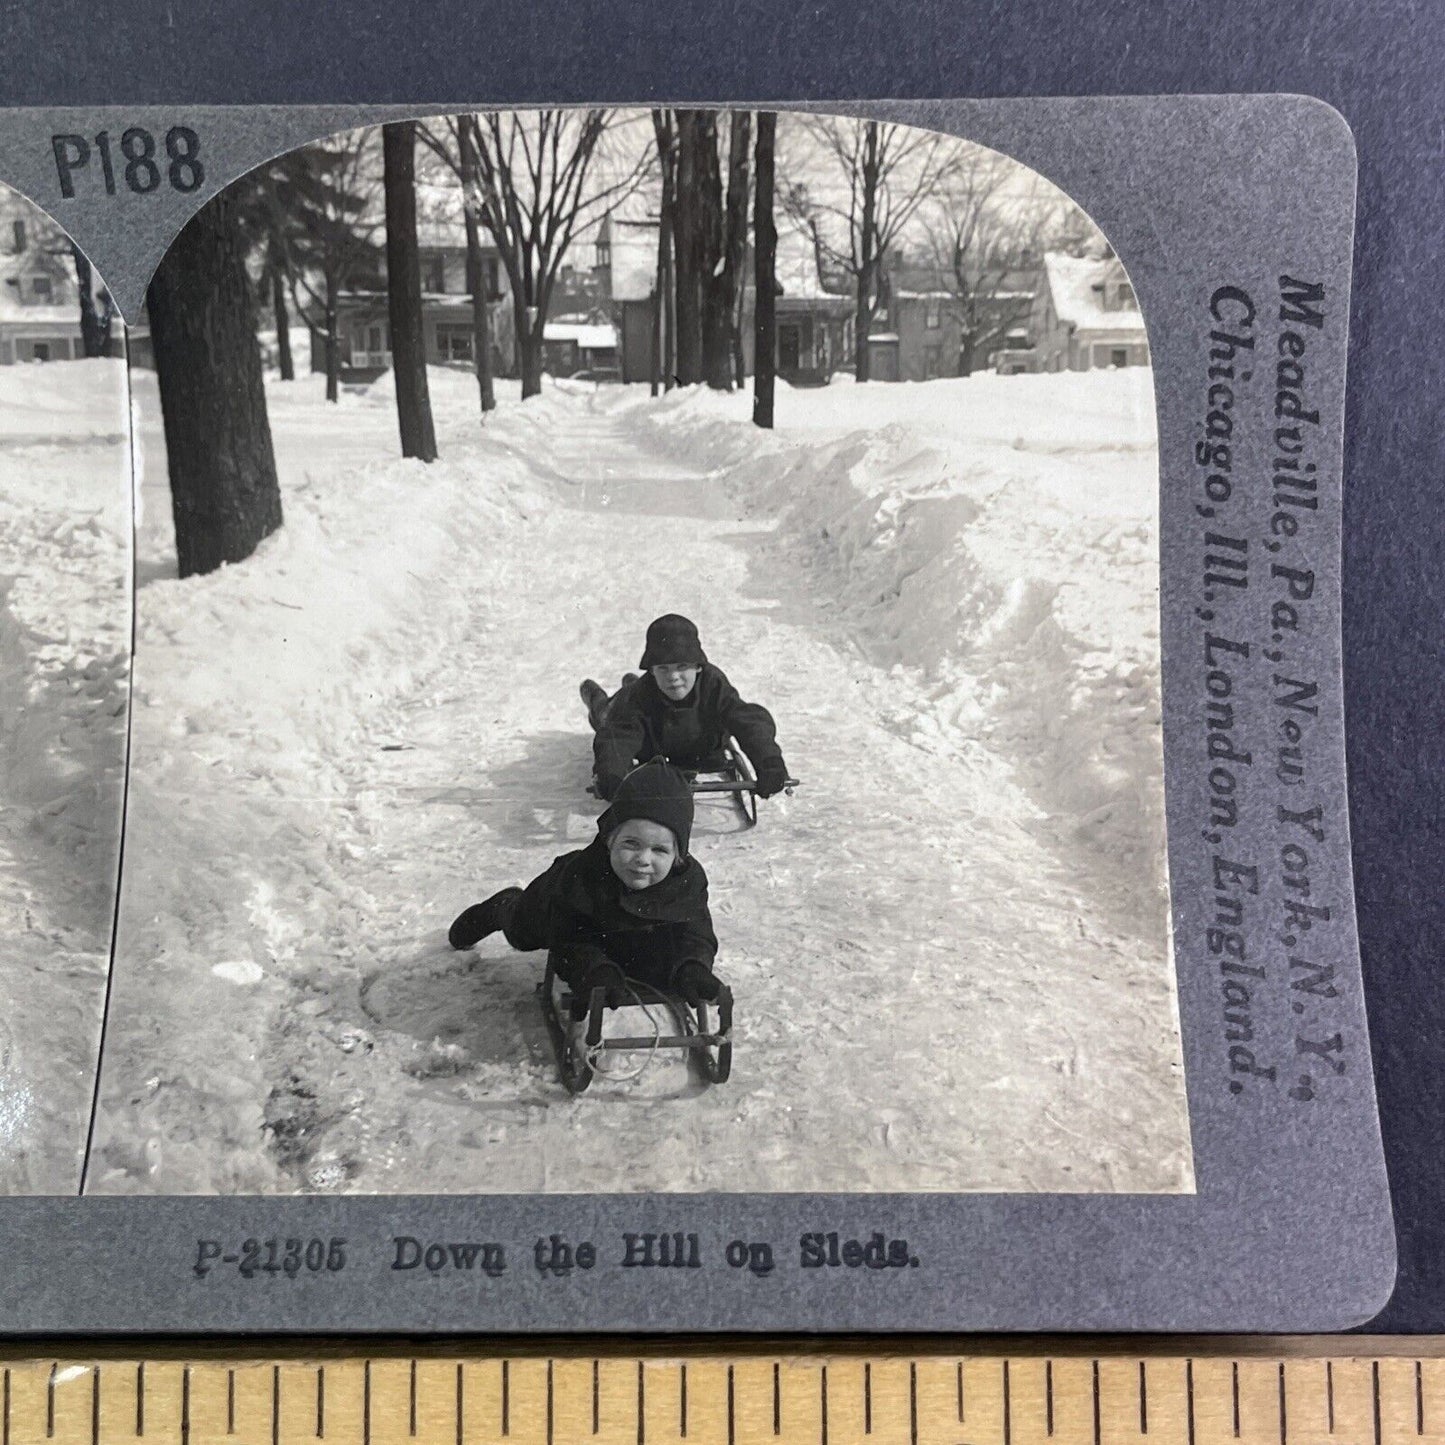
[672,959,721,1006]
[755,757,790,799]
[573,958,628,1015]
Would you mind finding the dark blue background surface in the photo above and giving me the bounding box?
[1,0,1440,1330]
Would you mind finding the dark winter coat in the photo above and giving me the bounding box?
[593,664,784,799]
[501,834,717,992]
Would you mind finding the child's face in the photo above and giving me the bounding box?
[651,662,700,701]
[608,819,680,891]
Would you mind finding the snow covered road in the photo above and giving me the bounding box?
[90,370,1192,1195]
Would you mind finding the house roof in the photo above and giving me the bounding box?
[544,321,617,349]
[1043,253,1146,334]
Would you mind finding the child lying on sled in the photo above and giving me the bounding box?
[579,613,791,803]
[448,759,722,1046]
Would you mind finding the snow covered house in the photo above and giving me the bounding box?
[1022,253,1150,373]
[0,214,88,364]
[864,260,1038,382]
[541,319,619,376]
[311,216,512,383]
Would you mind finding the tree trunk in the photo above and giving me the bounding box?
[673,111,706,387]
[383,121,438,462]
[696,113,732,391]
[656,121,676,390]
[651,110,677,392]
[271,266,294,381]
[459,117,496,415]
[650,284,661,397]
[855,121,880,383]
[753,112,777,430]
[147,191,283,579]
[730,125,750,389]
[515,293,544,399]
[704,110,750,392]
[324,272,339,404]
[72,243,110,358]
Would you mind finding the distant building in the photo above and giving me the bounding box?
[542,320,618,376]
[771,224,852,387]
[1018,253,1150,373]
[862,260,1037,382]
[0,214,95,364]
[589,210,852,387]
[308,217,511,384]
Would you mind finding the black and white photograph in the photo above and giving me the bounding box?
[81,107,1192,1197]
[0,184,131,1194]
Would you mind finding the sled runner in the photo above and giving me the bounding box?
[679,737,799,829]
[538,953,733,1095]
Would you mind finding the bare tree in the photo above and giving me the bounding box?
[665,109,752,391]
[415,116,499,415]
[229,165,302,380]
[650,110,677,391]
[783,117,959,381]
[147,190,283,578]
[275,133,382,403]
[383,121,438,462]
[671,110,714,387]
[753,112,777,429]
[717,111,751,391]
[925,168,1096,374]
[457,110,651,399]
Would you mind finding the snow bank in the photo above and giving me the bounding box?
[0,357,132,441]
[0,356,131,1194]
[630,370,1167,908]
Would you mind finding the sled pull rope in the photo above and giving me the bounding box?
[584,981,666,1084]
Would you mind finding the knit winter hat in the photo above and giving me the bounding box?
[639,614,707,670]
[597,757,694,859]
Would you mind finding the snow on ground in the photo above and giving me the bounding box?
[0,358,131,1194]
[90,365,1191,1196]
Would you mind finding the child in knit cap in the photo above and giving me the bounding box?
[448,759,722,1031]
[579,614,791,803]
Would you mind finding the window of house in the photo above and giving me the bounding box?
[1115,281,1136,309]
[367,324,385,352]
[437,326,474,363]
[31,276,52,300]
[424,254,446,293]
[1110,347,1129,368]
[924,344,942,378]
[926,297,941,329]
[1004,330,1031,349]
[484,257,500,300]
[30,341,51,361]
